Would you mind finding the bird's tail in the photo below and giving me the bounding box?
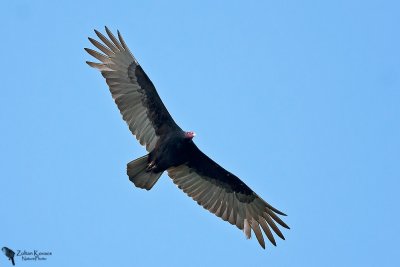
[127,155,162,190]
[11,257,15,266]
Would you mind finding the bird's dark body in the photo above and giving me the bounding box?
[149,133,254,196]
[86,27,289,249]
[149,131,192,172]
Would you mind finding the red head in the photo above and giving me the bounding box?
[184,131,196,139]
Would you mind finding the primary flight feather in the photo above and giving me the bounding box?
[85,27,289,249]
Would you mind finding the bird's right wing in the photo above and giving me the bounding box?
[167,143,289,249]
[85,27,181,152]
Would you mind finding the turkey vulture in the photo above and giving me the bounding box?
[85,27,289,249]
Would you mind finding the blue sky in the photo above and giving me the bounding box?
[0,0,399,266]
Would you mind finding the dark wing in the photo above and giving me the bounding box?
[167,143,289,249]
[85,27,181,151]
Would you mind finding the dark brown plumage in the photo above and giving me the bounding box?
[85,27,289,249]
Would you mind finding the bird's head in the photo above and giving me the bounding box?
[184,131,196,140]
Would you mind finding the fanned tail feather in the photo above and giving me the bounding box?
[127,155,162,190]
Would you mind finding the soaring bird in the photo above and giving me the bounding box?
[85,27,289,249]
[2,247,15,265]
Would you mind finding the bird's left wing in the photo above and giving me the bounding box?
[167,143,289,249]
[85,27,181,152]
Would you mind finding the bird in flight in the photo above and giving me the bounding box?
[85,27,289,249]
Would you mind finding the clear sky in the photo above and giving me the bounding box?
[0,1,399,266]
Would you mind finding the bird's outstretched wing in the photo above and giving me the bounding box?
[85,27,181,151]
[167,143,289,249]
